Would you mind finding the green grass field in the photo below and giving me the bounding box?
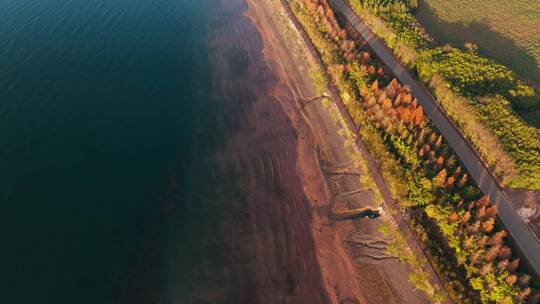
[415,0,540,86]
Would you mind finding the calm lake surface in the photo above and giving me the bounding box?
[0,0,251,302]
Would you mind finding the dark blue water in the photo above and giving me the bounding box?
[0,0,332,302]
[0,0,225,302]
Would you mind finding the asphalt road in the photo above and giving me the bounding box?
[330,0,540,277]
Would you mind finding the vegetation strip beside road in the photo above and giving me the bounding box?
[346,0,540,190]
[287,0,539,302]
